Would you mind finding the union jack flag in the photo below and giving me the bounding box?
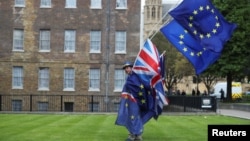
[133,39,168,117]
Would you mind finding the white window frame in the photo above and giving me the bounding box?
[114,69,125,92]
[12,66,23,89]
[65,0,77,8]
[38,67,49,91]
[39,30,50,52]
[89,69,100,91]
[115,31,126,54]
[40,0,51,8]
[90,30,101,53]
[90,0,102,9]
[13,29,24,51]
[63,68,75,91]
[64,30,76,53]
[15,0,25,7]
[116,0,127,9]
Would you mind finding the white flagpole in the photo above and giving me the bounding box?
[147,0,183,40]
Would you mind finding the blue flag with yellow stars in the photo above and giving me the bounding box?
[160,20,221,75]
[169,0,237,53]
[115,71,156,135]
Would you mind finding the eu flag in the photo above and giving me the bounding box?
[169,0,237,53]
[115,71,156,134]
[160,20,221,75]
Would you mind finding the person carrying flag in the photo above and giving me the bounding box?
[115,61,155,141]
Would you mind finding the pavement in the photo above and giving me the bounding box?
[217,109,250,120]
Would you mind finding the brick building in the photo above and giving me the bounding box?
[0,0,141,111]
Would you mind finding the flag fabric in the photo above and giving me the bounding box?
[160,20,221,75]
[169,0,237,53]
[115,71,155,134]
[133,39,168,117]
[159,52,166,84]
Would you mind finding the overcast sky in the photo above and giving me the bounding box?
[141,0,181,8]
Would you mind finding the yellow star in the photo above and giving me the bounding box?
[141,99,146,104]
[212,29,217,34]
[193,10,198,15]
[189,16,193,21]
[138,91,143,96]
[199,6,204,11]
[206,5,210,10]
[188,23,193,28]
[131,115,135,120]
[190,52,194,56]
[206,33,211,38]
[179,34,184,39]
[140,84,144,89]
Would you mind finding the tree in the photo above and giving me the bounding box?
[199,73,218,94]
[207,0,250,101]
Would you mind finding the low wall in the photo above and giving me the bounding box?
[218,103,250,112]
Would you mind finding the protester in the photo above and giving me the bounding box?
[220,88,225,102]
[192,89,196,96]
[115,61,156,141]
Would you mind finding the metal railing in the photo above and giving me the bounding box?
[0,94,217,113]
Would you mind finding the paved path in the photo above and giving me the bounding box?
[217,109,250,120]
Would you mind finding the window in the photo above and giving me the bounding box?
[152,6,156,19]
[64,30,76,52]
[39,30,50,51]
[38,67,49,90]
[12,100,22,111]
[89,69,100,91]
[64,68,75,91]
[12,66,23,89]
[64,102,74,112]
[91,0,102,9]
[115,31,126,53]
[114,69,125,91]
[116,0,127,9]
[38,102,48,111]
[88,102,99,112]
[13,29,24,51]
[90,31,101,53]
[113,102,120,112]
[15,0,25,7]
[65,0,76,8]
[40,0,51,8]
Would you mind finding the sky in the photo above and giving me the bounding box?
[142,0,180,5]
[141,0,181,8]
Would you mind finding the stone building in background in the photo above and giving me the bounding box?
[0,0,141,111]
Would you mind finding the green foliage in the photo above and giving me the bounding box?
[209,0,250,78]
[0,114,249,141]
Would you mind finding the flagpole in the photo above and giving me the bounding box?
[147,0,183,40]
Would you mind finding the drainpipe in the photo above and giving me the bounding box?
[104,0,111,112]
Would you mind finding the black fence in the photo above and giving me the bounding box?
[0,94,217,113]
[165,95,217,112]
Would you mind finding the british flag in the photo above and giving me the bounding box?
[133,39,168,117]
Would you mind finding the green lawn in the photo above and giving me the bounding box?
[0,113,249,141]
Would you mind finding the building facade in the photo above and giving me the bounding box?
[143,0,162,40]
[0,0,141,111]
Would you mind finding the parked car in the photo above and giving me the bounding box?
[244,91,250,95]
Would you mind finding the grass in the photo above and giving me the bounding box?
[0,113,249,141]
